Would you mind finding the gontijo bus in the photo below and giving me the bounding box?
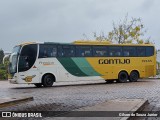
[8,41,156,87]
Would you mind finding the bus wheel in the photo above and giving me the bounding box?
[117,71,128,83]
[34,83,42,88]
[129,71,139,82]
[42,74,54,87]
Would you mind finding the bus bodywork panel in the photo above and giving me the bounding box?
[86,56,156,79]
[9,58,103,84]
[8,42,156,85]
[13,56,156,84]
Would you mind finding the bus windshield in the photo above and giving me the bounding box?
[9,46,21,74]
[18,44,37,72]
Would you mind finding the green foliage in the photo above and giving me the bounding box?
[93,32,109,42]
[0,49,4,64]
[157,62,160,75]
[0,64,8,80]
[0,52,9,80]
[0,69,7,80]
[94,15,152,44]
[108,15,150,44]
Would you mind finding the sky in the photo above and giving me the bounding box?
[0,0,160,52]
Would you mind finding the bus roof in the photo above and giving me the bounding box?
[73,40,154,46]
[73,40,111,45]
[16,41,155,47]
[18,42,37,46]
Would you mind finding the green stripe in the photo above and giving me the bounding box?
[57,58,88,76]
[72,58,101,76]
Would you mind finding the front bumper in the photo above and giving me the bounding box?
[8,78,18,84]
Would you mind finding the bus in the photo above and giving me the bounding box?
[8,41,156,87]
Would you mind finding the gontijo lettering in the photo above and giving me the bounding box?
[99,59,130,64]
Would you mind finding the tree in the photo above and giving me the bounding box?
[0,49,4,64]
[0,50,9,80]
[93,32,107,41]
[94,15,151,44]
[109,15,152,44]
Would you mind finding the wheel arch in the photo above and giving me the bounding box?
[130,70,140,78]
[118,70,129,76]
[117,70,129,83]
[41,73,56,83]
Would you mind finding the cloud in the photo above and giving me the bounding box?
[0,0,160,51]
[141,0,155,11]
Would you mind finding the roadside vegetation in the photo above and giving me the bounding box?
[0,49,8,80]
[157,50,160,75]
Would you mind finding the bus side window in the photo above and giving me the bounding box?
[52,48,57,57]
[95,51,101,56]
[137,47,145,56]
[124,51,129,56]
[109,46,122,57]
[39,44,57,58]
[84,50,91,56]
[76,46,92,57]
[93,46,107,57]
[43,49,48,58]
[81,52,84,56]
[39,46,47,58]
[57,45,75,57]
[146,46,154,56]
[123,46,136,57]
[57,46,63,57]
[116,52,121,56]
[62,45,75,57]
[110,52,113,56]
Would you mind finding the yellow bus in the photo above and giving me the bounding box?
[8,41,156,87]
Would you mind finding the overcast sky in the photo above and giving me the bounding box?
[0,0,160,52]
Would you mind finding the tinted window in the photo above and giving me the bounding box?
[123,47,136,57]
[109,46,122,57]
[18,44,37,72]
[76,46,92,57]
[93,46,107,57]
[58,45,75,57]
[137,47,146,56]
[39,44,57,58]
[146,46,154,56]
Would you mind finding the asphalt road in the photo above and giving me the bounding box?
[0,79,160,120]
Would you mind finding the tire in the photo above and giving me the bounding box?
[129,71,139,82]
[34,83,42,88]
[42,74,54,87]
[117,71,128,83]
